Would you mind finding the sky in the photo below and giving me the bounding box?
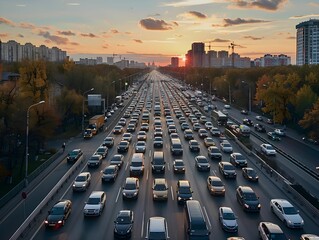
[1,0,319,66]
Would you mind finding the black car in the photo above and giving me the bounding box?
[236,186,261,212]
[241,109,248,115]
[195,156,210,171]
[117,140,129,153]
[173,159,185,174]
[189,140,200,152]
[67,149,83,163]
[103,137,114,147]
[114,210,134,239]
[45,200,72,228]
[267,118,274,124]
[267,132,281,141]
[254,123,266,133]
[242,167,259,182]
[208,146,222,161]
[110,154,124,168]
[177,180,193,204]
[242,118,253,126]
[101,165,119,182]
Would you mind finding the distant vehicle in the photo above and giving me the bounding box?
[266,118,274,125]
[146,217,169,240]
[260,143,276,156]
[274,128,285,136]
[207,176,225,196]
[102,137,114,147]
[242,167,259,182]
[230,153,247,167]
[267,132,281,141]
[153,136,163,148]
[198,128,209,138]
[242,118,253,126]
[117,140,129,153]
[210,127,221,136]
[88,115,105,135]
[219,162,237,179]
[113,210,134,239]
[241,109,248,115]
[122,133,133,142]
[205,121,213,130]
[67,149,83,163]
[254,124,266,133]
[212,110,228,126]
[95,146,108,159]
[220,140,233,153]
[224,104,231,109]
[255,115,263,121]
[110,154,124,168]
[113,125,123,134]
[122,177,139,199]
[101,165,119,182]
[204,137,215,147]
[135,141,146,153]
[87,154,102,167]
[195,156,210,171]
[176,180,193,204]
[189,140,200,152]
[208,146,222,161]
[173,159,185,174]
[193,122,201,131]
[152,178,168,201]
[45,200,72,228]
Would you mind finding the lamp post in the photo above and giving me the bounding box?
[224,79,231,104]
[242,81,252,112]
[82,88,94,132]
[25,100,45,186]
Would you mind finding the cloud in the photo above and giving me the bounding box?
[134,39,143,43]
[110,29,119,34]
[139,18,174,30]
[67,3,80,6]
[57,30,76,36]
[16,4,26,7]
[212,38,230,43]
[102,44,109,49]
[243,35,263,40]
[230,0,287,11]
[187,11,207,19]
[38,31,70,45]
[289,14,319,19]
[19,22,36,29]
[18,34,24,38]
[163,0,222,7]
[0,17,15,26]
[0,33,8,37]
[80,33,98,38]
[220,18,270,27]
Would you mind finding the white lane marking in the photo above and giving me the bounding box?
[167,163,170,171]
[125,162,129,171]
[146,169,149,181]
[212,169,217,176]
[115,187,121,203]
[203,206,211,228]
[148,150,152,158]
[170,186,174,201]
[141,211,145,238]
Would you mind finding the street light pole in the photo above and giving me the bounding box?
[82,88,94,132]
[248,84,252,112]
[25,100,45,186]
[224,79,231,104]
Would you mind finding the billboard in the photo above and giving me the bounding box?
[88,94,101,106]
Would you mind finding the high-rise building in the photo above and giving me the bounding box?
[191,42,205,67]
[171,57,179,67]
[296,19,319,65]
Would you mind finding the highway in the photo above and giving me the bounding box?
[2,70,319,240]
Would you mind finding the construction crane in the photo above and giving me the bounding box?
[228,42,242,68]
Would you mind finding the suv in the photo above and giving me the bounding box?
[207,176,225,196]
[219,162,237,179]
[146,217,169,240]
[236,186,261,212]
[122,177,139,199]
[67,149,83,163]
[171,139,183,156]
[176,180,193,204]
[230,153,247,168]
[113,210,134,239]
[151,151,165,173]
[83,191,106,216]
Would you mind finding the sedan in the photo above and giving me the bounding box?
[258,222,287,240]
[198,128,209,138]
[153,136,163,148]
[67,149,83,163]
[102,137,114,147]
[230,153,247,168]
[193,123,201,131]
[260,143,276,156]
[126,124,136,132]
[195,155,210,171]
[113,125,123,134]
[255,115,263,121]
[181,122,190,130]
[254,123,266,133]
[219,207,238,232]
[135,141,146,153]
[101,165,119,182]
[268,132,281,141]
[243,118,253,126]
[110,154,124,168]
[211,127,221,136]
[152,178,168,201]
[140,123,149,132]
[270,199,304,228]
[220,140,233,153]
[114,210,134,239]
[95,146,108,159]
[137,131,147,141]
[242,167,259,182]
[219,162,237,179]
[122,133,133,142]
[117,140,129,153]
[207,176,225,196]
[173,159,185,174]
[204,137,215,147]
[189,140,200,152]
[274,128,285,136]
[205,121,213,130]
[45,200,72,228]
[184,129,194,140]
[72,172,91,191]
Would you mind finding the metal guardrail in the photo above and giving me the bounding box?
[9,155,84,240]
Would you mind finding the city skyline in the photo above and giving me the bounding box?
[1,0,319,65]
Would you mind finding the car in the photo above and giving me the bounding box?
[199,115,207,123]
[198,128,209,138]
[230,153,247,167]
[205,121,213,130]
[140,123,149,132]
[154,128,163,137]
[241,109,248,115]
[95,146,108,159]
[242,167,259,182]
[208,146,222,160]
[135,141,146,153]
[220,140,233,153]
[173,159,185,174]
[168,125,177,134]
[117,140,129,153]
[219,207,238,232]
[126,124,136,132]
[193,122,201,131]
[300,234,319,240]
[267,118,274,124]
[219,162,237,179]
[113,125,123,134]
[189,140,200,152]
[224,104,231,109]
[260,143,276,156]
[243,118,253,126]
[270,199,304,228]
[102,137,114,147]
[274,128,286,136]
[87,154,102,167]
[122,133,133,142]
[207,176,225,196]
[184,129,194,140]
[110,154,124,168]
[204,137,215,147]
[236,186,261,212]
[176,180,193,204]
[255,115,263,121]
[210,127,221,136]
[254,123,266,133]
[118,118,126,126]
[113,210,134,239]
[72,172,91,191]
[152,178,168,201]
[137,131,147,141]
[67,149,83,163]
[122,177,139,199]
[222,109,229,115]
[258,222,288,240]
[146,217,169,240]
[45,200,72,228]
[181,122,190,130]
[101,165,119,182]
[268,132,281,141]
[195,155,211,171]
[153,136,163,148]
[83,191,106,216]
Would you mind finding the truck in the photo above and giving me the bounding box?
[212,110,228,126]
[115,95,122,106]
[88,115,105,135]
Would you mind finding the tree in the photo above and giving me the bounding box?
[295,85,318,120]
[299,98,319,138]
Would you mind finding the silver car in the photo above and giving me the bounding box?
[219,207,238,232]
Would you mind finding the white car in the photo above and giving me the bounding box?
[255,115,263,121]
[72,172,91,191]
[270,199,304,228]
[205,121,213,130]
[260,144,276,156]
[83,191,106,216]
[300,234,319,240]
[258,222,287,240]
[274,128,285,136]
[220,140,233,153]
[224,104,231,109]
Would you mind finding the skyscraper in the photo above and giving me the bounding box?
[191,42,205,67]
[296,19,319,65]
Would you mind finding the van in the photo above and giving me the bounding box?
[151,151,165,173]
[171,139,183,156]
[185,200,210,239]
[130,153,144,176]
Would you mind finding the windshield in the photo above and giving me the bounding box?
[103,168,115,174]
[212,180,223,186]
[175,161,184,166]
[154,184,167,191]
[116,216,131,224]
[125,183,136,190]
[149,232,166,239]
[197,157,207,163]
[75,176,86,182]
[269,233,287,240]
[243,192,257,200]
[50,206,64,215]
[224,165,235,170]
[283,206,298,215]
[131,161,142,167]
[87,197,100,205]
[179,186,191,194]
[223,212,235,220]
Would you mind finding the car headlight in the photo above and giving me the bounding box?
[133,192,137,196]
[114,227,118,233]
[44,220,48,224]
[58,220,62,224]
[244,204,249,208]
[123,192,127,196]
[72,184,75,187]
[178,197,182,200]
[189,197,193,200]
[258,204,261,208]
[82,184,86,187]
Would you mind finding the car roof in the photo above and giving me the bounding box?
[89,191,104,198]
[78,172,90,177]
[260,222,283,233]
[220,206,233,213]
[239,186,254,193]
[271,199,293,207]
[154,178,167,185]
[118,210,131,217]
[126,177,138,184]
[208,176,221,181]
[149,217,166,232]
[178,180,190,187]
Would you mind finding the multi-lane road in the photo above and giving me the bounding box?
[2,70,319,240]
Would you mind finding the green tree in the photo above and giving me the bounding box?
[295,85,318,120]
[299,98,319,138]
